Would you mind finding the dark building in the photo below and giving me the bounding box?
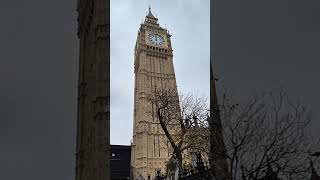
[111,145,131,180]
[310,160,320,180]
[75,0,110,179]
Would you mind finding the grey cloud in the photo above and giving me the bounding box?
[110,0,210,145]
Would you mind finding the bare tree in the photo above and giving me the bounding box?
[146,88,209,170]
[220,88,313,180]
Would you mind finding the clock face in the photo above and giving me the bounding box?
[148,33,164,46]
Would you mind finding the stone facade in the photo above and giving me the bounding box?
[131,7,179,180]
[75,0,110,180]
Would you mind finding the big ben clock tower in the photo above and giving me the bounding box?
[131,6,179,180]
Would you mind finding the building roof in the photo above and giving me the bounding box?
[147,5,156,19]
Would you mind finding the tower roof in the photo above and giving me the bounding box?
[146,5,157,19]
[144,5,159,26]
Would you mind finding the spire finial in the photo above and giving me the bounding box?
[148,0,152,13]
[146,1,156,19]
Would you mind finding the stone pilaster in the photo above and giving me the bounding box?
[94,0,110,179]
[75,0,110,180]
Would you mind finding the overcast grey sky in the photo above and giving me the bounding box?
[110,0,210,145]
[212,0,320,137]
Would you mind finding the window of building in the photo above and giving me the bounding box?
[191,152,197,168]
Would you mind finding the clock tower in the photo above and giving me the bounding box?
[131,6,179,179]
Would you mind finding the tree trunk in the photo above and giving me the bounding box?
[176,151,183,171]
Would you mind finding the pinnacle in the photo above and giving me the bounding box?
[147,5,156,19]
